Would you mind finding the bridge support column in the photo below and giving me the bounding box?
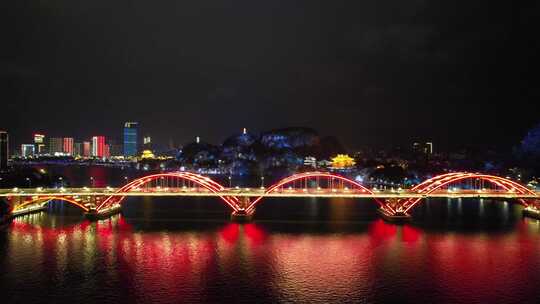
[523,201,540,220]
[85,204,122,221]
[378,199,412,223]
[231,197,254,222]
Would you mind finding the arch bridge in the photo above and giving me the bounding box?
[1,171,539,222]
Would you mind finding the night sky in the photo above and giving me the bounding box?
[2,1,539,151]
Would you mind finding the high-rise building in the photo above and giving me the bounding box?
[92,136,105,158]
[83,141,91,157]
[34,133,46,154]
[49,138,64,155]
[74,142,83,157]
[21,144,35,157]
[123,122,138,157]
[0,131,9,171]
[63,137,74,155]
[107,139,122,157]
[104,144,111,159]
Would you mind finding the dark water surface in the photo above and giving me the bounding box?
[2,196,540,304]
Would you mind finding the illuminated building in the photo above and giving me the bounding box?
[83,141,91,157]
[0,131,8,171]
[21,144,35,157]
[34,133,46,154]
[63,137,74,155]
[49,138,64,155]
[34,133,44,144]
[412,142,434,155]
[143,136,152,150]
[123,122,138,157]
[36,144,46,154]
[331,154,356,169]
[141,149,155,159]
[92,136,105,158]
[104,144,110,159]
[107,139,122,157]
[74,142,83,157]
[304,156,317,168]
[317,159,333,168]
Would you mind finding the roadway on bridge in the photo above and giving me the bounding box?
[1,187,539,199]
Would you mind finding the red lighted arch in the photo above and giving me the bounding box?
[411,172,468,192]
[402,173,536,213]
[245,172,384,213]
[96,172,238,212]
[14,196,90,212]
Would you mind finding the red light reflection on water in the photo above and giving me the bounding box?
[6,216,540,303]
[218,222,239,244]
[402,225,422,243]
[243,223,267,246]
[368,219,397,241]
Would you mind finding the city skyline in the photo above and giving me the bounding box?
[3,119,540,155]
[2,1,539,151]
[2,125,437,161]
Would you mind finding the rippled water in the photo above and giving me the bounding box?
[2,196,540,304]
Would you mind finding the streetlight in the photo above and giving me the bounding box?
[228,175,232,188]
[90,177,94,187]
[58,177,63,188]
[25,177,31,188]
[260,176,265,188]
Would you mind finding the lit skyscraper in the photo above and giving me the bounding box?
[0,131,9,171]
[123,122,138,157]
[74,142,83,157]
[21,144,35,157]
[49,138,64,155]
[34,133,46,154]
[107,139,122,157]
[63,137,74,155]
[83,141,91,157]
[104,144,110,159]
[92,136,105,158]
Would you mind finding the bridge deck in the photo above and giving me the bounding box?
[1,188,539,199]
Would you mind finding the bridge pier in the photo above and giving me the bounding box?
[378,199,412,223]
[230,209,254,222]
[378,208,412,223]
[230,197,254,222]
[85,204,122,221]
[523,206,540,220]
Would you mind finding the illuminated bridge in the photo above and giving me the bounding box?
[1,172,539,222]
